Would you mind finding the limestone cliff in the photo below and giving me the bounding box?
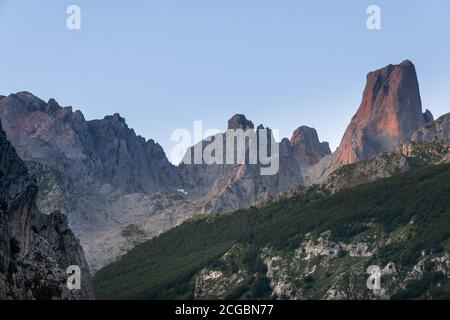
[0,120,94,299]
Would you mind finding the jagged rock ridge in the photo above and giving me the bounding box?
[0,92,179,196]
[179,115,330,213]
[0,92,185,271]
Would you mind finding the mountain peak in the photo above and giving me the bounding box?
[104,113,127,124]
[289,126,331,168]
[4,91,46,112]
[400,59,414,66]
[14,91,38,99]
[227,114,254,130]
[423,109,434,123]
[335,60,429,165]
[291,126,318,145]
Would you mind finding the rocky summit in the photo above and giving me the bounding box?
[305,60,435,185]
[335,60,431,165]
[227,114,255,130]
[290,126,331,168]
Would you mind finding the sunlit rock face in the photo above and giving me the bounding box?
[334,60,430,165]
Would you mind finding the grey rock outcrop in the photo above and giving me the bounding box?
[0,92,183,271]
[0,120,94,299]
[412,112,450,142]
[0,92,179,196]
[290,126,331,168]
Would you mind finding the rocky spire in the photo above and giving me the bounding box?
[334,60,431,165]
[290,126,331,168]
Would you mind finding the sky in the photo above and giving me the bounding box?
[1,0,450,164]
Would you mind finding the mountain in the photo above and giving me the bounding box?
[92,59,450,300]
[290,126,331,168]
[335,60,431,165]
[0,94,330,271]
[306,60,433,184]
[0,60,445,276]
[92,161,450,300]
[0,92,179,196]
[179,114,330,213]
[0,92,184,271]
[0,119,94,299]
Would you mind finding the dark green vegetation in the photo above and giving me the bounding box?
[393,272,450,300]
[93,164,450,299]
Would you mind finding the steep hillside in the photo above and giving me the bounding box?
[93,163,450,300]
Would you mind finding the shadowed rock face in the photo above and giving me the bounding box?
[412,112,450,142]
[335,60,431,165]
[0,120,94,300]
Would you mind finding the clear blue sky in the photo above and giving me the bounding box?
[1,0,450,163]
